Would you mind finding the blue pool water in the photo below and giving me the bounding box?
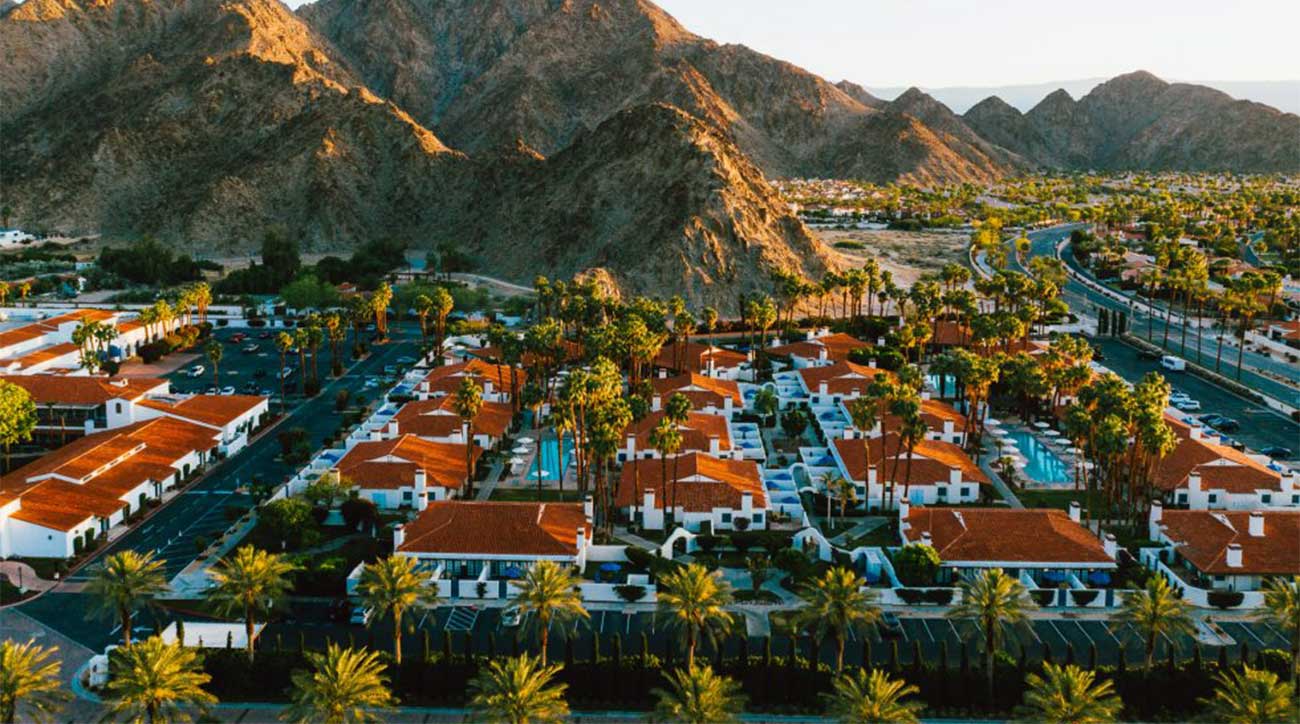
[1004,431,1072,483]
[528,438,574,481]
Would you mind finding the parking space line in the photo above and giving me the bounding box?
[1258,622,1289,648]
[918,619,936,643]
[1229,621,1267,647]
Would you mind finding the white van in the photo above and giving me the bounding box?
[1160,355,1186,372]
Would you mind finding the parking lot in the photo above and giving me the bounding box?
[163,327,286,397]
[257,604,1294,669]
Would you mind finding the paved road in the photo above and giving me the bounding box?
[1011,226,1300,407]
[15,328,418,652]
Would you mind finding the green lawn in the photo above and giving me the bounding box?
[845,521,899,549]
[489,487,576,502]
[1013,488,1086,510]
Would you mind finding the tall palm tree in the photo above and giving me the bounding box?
[356,555,439,665]
[205,545,297,661]
[468,654,569,724]
[453,377,484,497]
[1016,663,1122,724]
[86,550,169,646]
[1199,665,1295,724]
[947,568,1029,703]
[0,639,67,724]
[794,567,880,672]
[1259,575,1300,699]
[647,418,682,528]
[509,560,588,665]
[283,644,393,724]
[1111,576,1193,671]
[823,669,923,724]
[104,637,216,724]
[657,564,734,669]
[652,665,745,724]
[276,331,294,410]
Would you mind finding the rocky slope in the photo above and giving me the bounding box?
[301,0,1020,183]
[0,0,829,309]
[964,71,1300,172]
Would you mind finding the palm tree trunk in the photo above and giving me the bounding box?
[686,627,696,670]
[539,620,550,666]
[835,631,845,673]
[122,608,132,646]
[245,604,256,661]
[985,627,996,704]
[393,608,403,664]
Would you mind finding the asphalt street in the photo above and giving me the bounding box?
[15,326,419,652]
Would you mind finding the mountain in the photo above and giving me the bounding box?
[0,0,829,308]
[963,71,1300,173]
[300,0,1019,184]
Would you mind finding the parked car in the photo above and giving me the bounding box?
[220,386,236,395]
[1209,417,1240,433]
[1138,349,1163,361]
[878,612,902,637]
[186,364,205,378]
[501,608,522,628]
[1198,413,1224,425]
[1173,399,1201,411]
[1260,446,1294,460]
[204,385,219,394]
[1160,355,1186,372]
[396,356,417,364]
[241,342,260,354]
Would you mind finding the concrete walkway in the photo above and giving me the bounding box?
[0,561,58,593]
[474,461,505,500]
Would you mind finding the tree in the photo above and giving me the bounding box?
[947,568,1029,703]
[276,331,295,410]
[1259,575,1300,702]
[1112,576,1193,671]
[794,567,880,672]
[0,639,67,724]
[371,282,393,339]
[0,380,37,471]
[452,377,484,497]
[86,551,169,646]
[260,497,315,549]
[509,560,588,665]
[1016,663,1121,724]
[892,543,941,587]
[430,287,454,358]
[648,418,682,528]
[104,637,216,724]
[1200,666,1295,724]
[653,665,745,724]
[356,555,439,665]
[468,654,569,724]
[822,669,923,724]
[283,644,393,724]
[752,387,778,427]
[205,339,223,387]
[657,564,734,669]
[745,554,770,593]
[206,545,297,661]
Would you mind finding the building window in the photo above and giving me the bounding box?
[937,487,948,498]
[721,512,732,523]
[1261,494,1271,504]
[402,491,413,501]
[962,486,973,497]
[1177,492,1187,504]
[115,402,123,414]
[752,513,763,524]
[1208,494,1218,504]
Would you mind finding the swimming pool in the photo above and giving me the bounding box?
[527,437,574,481]
[1004,430,1072,484]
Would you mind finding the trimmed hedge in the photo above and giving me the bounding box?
[1070,589,1100,606]
[1206,590,1245,609]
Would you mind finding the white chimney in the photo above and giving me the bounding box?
[657,368,667,379]
[898,499,910,521]
[369,429,382,442]
[583,495,594,521]
[818,381,828,395]
[644,488,656,512]
[1189,427,1202,441]
[1248,511,1264,537]
[920,531,932,546]
[708,434,721,455]
[949,467,962,485]
[1226,543,1243,568]
[1148,501,1164,541]
[575,526,587,553]
[1188,473,1201,492]
[387,421,399,437]
[1068,501,1081,524]
[817,348,828,361]
[393,524,405,550]
[741,491,752,513]
[626,434,637,457]
[843,428,855,440]
[414,469,428,510]
[461,421,471,446]
[651,394,662,412]
[1103,533,1118,559]
[921,390,931,401]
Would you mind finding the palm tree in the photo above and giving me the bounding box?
[1200,665,1295,724]
[104,637,216,724]
[821,474,854,528]
[468,654,569,724]
[205,545,297,661]
[822,669,923,724]
[509,560,588,665]
[453,377,484,497]
[205,339,223,387]
[647,417,681,527]
[356,555,438,665]
[276,331,294,410]
[1259,575,1300,699]
[657,563,734,669]
[86,550,169,646]
[1016,663,1122,724]
[947,568,1029,703]
[652,665,745,724]
[1111,576,1193,671]
[794,567,880,672]
[0,639,67,724]
[283,644,393,724]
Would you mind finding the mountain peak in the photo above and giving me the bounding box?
[966,95,1020,117]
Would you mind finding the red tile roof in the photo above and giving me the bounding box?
[903,507,1114,565]
[0,375,167,406]
[616,452,766,512]
[398,501,589,557]
[392,397,513,440]
[832,434,990,485]
[1157,510,1300,575]
[654,341,747,374]
[625,411,731,454]
[1155,428,1282,494]
[337,434,481,491]
[421,359,524,398]
[881,398,969,437]
[798,361,893,396]
[768,333,871,364]
[651,373,741,409]
[138,394,266,428]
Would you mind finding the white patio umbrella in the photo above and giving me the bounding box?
[1043,429,1061,437]
[984,418,1001,427]
[1033,421,1051,429]
[511,446,530,454]
[517,437,534,444]
[509,456,524,465]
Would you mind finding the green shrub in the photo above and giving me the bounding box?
[614,585,647,603]
[896,588,925,604]
[892,543,940,586]
[1206,590,1244,609]
[1070,589,1100,606]
[923,588,954,605]
[1031,589,1056,606]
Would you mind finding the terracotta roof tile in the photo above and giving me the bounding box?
[398,501,588,557]
[798,361,893,396]
[625,411,731,454]
[337,434,481,490]
[768,333,871,364]
[654,341,747,373]
[0,375,167,406]
[903,507,1114,566]
[1157,510,1300,575]
[832,434,989,485]
[617,452,766,512]
[1156,431,1281,494]
[137,394,266,428]
[421,359,525,398]
[650,373,741,409]
[392,397,512,440]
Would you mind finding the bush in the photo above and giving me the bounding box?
[1070,589,1100,606]
[892,543,941,586]
[696,535,722,554]
[922,588,954,605]
[1206,590,1245,609]
[614,585,647,603]
[896,588,925,604]
[1031,589,1057,606]
[341,497,378,531]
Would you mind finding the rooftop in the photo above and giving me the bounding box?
[398,501,589,557]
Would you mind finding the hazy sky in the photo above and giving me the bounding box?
[652,0,1300,87]
[279,0,1299,88]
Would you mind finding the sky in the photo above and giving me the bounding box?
[277,0,1298,88]
[650,0,1300,88]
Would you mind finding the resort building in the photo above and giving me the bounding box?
[767,331,871,368]
[334,433,481,510]
[415,359,524,404]
[650,372,742,417]
[617,452,768,532]
[389,397,513,449]
[1149,506,1300,591]
[619,410,739,462]
[0,375,170,446]
[0,309,150,374]
[1155,423,1298,510]
[654,341,748,379]
[830,432,989,509]
[899,502,1117,583]
[796,361,893,406]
